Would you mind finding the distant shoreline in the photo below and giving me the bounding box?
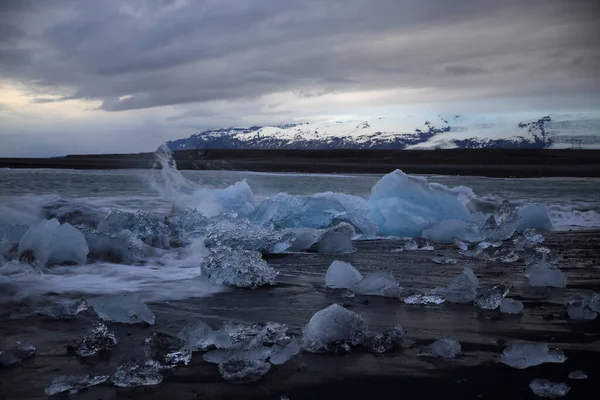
[1,148,600,178]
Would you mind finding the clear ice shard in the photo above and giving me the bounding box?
[475,284,509,310]
[48,222,89,265]
[213,321,289,350]
[568,370,587,380]
[111,361,163,388]
[518,204,553,231]
[44,374,109,396]
[500,298,524,314]
[40,298,88,320]
[218,358,271,384]
[88,293,156,325]
[404,294,445,305]
[526,261,567,288]
[501,343,566,369]
[317,222,355,254]
[353,272,403,297]
[177,321,216,351]
[567,300,597,320]
[483,201,519,241]
[433,268,479,304]
[325,260,363,289]
[420,338,461,359]
[368,169,471,237]
[200,246,277,288]
[301,304,368,353]
[422,219,484,243]
[0,340,36,367]
[432,257,458,265]
[363,326,405,354]
[270,337,302,365]
[98,210,172,249]
[529,379,570,398]
[76,322,118,358]
[144,332,192,369]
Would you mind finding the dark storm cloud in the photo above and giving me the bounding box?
[1,0,599,112]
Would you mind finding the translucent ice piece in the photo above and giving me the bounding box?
[529,379,570,398]
[433,268,479,304]
[301,304,367,353]
[567,300,597,320]
[325,260,362,290]
[144,332,192,369]
[518,204,553,231]
[422,219,484,243]
[44,374,109,396]
[88,293,156,325]
[214,180,256,217]
[17,219,59,266]
[270,337,301,365]
[404,294,445,305]
[48,222,89,265]
[111,361,163,388]
[353,272,402,297]
[317,222,355,254]
[214,321,289,350]
[76,322,118,358]
[501,343,566,369]
[453,238,469,251]
[177,321,215,351]
[218,358,271,384]
[500,298,524,314]
[98,210,172,249]
[568,370,587,380]
[200,246,277,288]
[526,262,567,288]
[363,326,405,354]
[475,284,509,310]
[420,338,461,359]
[432,257,458,265]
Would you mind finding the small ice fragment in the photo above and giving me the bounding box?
[484,202,519,241]
[44,374,109,396]
[218,358,271,384]
[475,284,509,310]
[433,268,479,304]
[48,222,89,265]
[342,289,355,298]
[353,272,402,297]
[432,257,458,265]
[301,304,367,353]
[529,379,570,398]
[76,322,118,358]
[501,343,566,369]
[363,326,405,354]
[526,262,567,288]
[419,241,435,251]
[270,337,302,365]
[144,332,192,369]
[111,361,163,388]
[568,370,587,380]
[0,340,36,367]
[40,298,89,320]
[213,321,289,350]
[177,321,215,351]
[420,338,461,359]
[325,260,362,289]
[453,238,468,251]
[317,222,355,254]
[88,293,156,325]
[200,246,277,288]
[404,294,445,305]
[567,300,597,320]
[500,298,524,314]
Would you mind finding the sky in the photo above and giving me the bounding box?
[0,0,599,156]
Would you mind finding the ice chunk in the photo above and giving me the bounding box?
[317,222,355,254]
[214,180,256,217]
[368,170,471,237]
[353,272,402,297]
[453,238,469,251]
[144,332,192,369]
[475,284,509,310]
[526,261,567,288]
[568,370,587,380]
[17,219,60,265]
[286,228,321,252]
[218,358,271,384]
[433,268,479,304]
[98,210,172,249]
[47,223,89,265]
[420,338,461,359]
[501,343,566,369]
[88,293,156,325]
[0,340,36,367]
[44,374,109,396]
[485,247,520,263]
[325,260,362,289]
[213,321,289,350]
[270,337,301,365]
[529,379,570,398]
[513,229,545,248]
[76,322,118,358]
[404,294,445,305]
[422,219,484,243]
[177,321,215,351]
[583,292,600,313]
[567,300,597,320]
[200,246,277,288]
[500,298,524,314]
[203,347,274,364]
[301,304,367,353]
[432,257,458,265]
[111,361,163,388]
[84,231,151,265]
[518,204,553,231]
[484,202,519,241]
[40,298,88,320]
[363,326,405,354]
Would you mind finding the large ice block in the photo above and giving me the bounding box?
[200,246,277,288]
[214,180,256,217]
[301,304,367,353]
[48,222,89,265]
[518,204,553,231]
[17,219,59,266]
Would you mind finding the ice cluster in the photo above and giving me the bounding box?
[76,322,118,358]
[200,246,278,288]
[112,361,163,388]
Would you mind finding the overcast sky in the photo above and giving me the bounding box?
[1,0,599,156]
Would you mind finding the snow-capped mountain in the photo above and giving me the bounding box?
[166,112,600,151]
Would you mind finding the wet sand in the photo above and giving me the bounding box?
[1,230,599,399]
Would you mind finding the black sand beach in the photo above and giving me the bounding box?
[1,230,599,399]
